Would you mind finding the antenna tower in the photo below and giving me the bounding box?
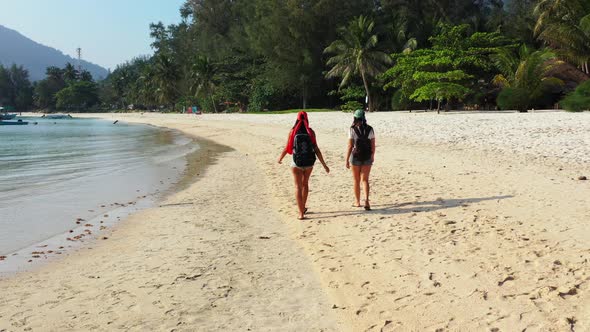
[76,47,82,72]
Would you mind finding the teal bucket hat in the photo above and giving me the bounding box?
[354,109,365,119]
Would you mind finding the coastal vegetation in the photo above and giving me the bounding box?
[0,63,99,112]
[0,64,33,111]
[1,0,589,112]
[97,0,588,113]
[562,80,590,112]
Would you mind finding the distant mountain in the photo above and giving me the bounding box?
[0,25,109,81]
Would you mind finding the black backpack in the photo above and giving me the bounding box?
[352,125,373,161]
[293,129,316,167]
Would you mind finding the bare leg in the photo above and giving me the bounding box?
[351,165,362,207]
[291,167,305,219]
[302,167,313,214]
[360,165,372,209]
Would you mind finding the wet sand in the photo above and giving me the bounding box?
[1,111,589,331]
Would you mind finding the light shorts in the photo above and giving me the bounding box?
[349,156,373,167]
[291,161,314,170]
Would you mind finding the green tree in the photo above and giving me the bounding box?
[0,66,9,106]
[383,24,513,110]
[492,45,563,111]
[0,64,34,111]
[63,63,79,82]
[34,66,66,110]
[152,53,181,111]
[79,70,93,82]
[55,81,99,112]
[101,57,156,110]
[136,63,158,107]
[501,0,538,46]
[92,0,580,112]
[534,0,590,74]
[561,79,590,111]
[243,0,366,109]
[324,15,392,111]
[330,85,366,111]
[190,55,217,112]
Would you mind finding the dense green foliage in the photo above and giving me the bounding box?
[561,80,590,111]
[33,64,99,112]
[55,81,100,111]
[15,0,590,113]
[383,24,515,110]
[0,64,34,111]
[324,15,392,112]
[492,45,563,111]
[331,85,366,112]
[534,0,590,72]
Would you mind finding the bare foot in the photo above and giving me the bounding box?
[353,202,361,207]
[364,200,371,211]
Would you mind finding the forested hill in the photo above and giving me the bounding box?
[0,25,108,81]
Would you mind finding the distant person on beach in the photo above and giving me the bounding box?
[278,111,330,220]
[346,109,375,210]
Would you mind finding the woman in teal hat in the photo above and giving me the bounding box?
[345,109,375,210]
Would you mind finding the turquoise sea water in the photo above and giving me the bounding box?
[0,117,195,256]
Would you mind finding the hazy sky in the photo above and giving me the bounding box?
[0,0,185,70]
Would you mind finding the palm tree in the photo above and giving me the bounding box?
[112,66,132,109]
[152,53,181,111]
[190,55,217,112]
[389,15,418,54]
[324,15,392,112]
[492,45,563,111]
[45,66,64,82]
[534,0,590,74]
[137,65,157,107]
[63,63,79,82]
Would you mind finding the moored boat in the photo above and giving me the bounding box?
[0,119,28,126]
[42,114,73,119]
[0,113,16,120]
[0,107,17,120]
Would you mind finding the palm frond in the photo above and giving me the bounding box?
[323,15,389,86]
[492,74,510,87]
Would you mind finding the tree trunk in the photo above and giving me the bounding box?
[360,69,371,112]
[211,95,217,113]
[302,85,308,109]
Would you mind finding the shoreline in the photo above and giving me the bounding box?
[1,112,589,331]
[0,114,342,331]
[0,120,205,278]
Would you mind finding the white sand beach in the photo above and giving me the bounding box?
[1,111,589,331]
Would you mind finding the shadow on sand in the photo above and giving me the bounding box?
[308,195,513,220]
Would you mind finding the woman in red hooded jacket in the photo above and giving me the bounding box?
[277,111,330,220]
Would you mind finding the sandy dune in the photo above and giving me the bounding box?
[1,111,589,331]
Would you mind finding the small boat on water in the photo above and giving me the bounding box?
[42,114,73,119]
[0,107,17,120]
[0,119,28,126]
[0,113,16,120]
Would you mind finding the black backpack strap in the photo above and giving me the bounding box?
[352,126,362,139]
[354,126,371,139]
